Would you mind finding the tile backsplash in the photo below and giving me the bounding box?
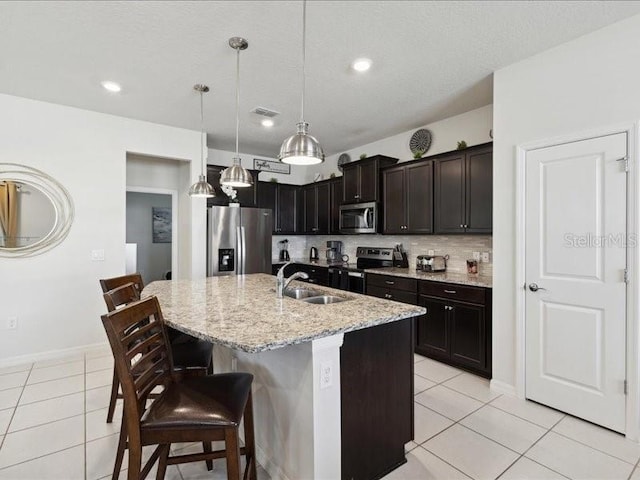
[274,234,493,276]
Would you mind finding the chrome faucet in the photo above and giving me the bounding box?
[276,262,310,298]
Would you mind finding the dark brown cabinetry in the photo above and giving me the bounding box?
[434,144,492,234]
[303,181,330,234]
[256,182,302,234]
[382,160,433,234]
[341,318,413,480]
[416,281,491,377]
[206,165,259,207]
[329,178,342,234]
[366,274,418,305]
[342,155,398,204]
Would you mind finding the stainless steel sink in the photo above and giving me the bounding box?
[284,287,324,299]
[300,295,349,305]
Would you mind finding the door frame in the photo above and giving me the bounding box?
[125,186,179,279]
[514,122,639,439]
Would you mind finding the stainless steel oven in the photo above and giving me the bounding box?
[339,202,377,234]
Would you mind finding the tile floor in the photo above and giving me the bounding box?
[0,349,638,479]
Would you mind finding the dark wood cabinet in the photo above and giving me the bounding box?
[416,280,491,377]
[303,181,330,234]
[290,263,329,286]
[382,160,433,234]
[434,144,492,233]
[256,182,302,234]
[341,318,413,480]
[329,178,342,234]
[206,165,258,207]
[342,155,398,204]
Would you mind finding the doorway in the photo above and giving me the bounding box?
[522,132,629,433]
[126,189,177,285]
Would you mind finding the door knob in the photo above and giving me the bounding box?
[528,283,547,292]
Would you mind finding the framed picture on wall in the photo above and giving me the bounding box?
[152,207,171,243]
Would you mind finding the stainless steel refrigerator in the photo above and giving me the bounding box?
[207,206,273,276]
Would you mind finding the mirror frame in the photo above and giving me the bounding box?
[0,163,74,258]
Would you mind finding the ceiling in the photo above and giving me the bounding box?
[2,1,639,158]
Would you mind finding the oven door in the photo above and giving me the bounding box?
[339,202,377,234]
[345,270,366,293]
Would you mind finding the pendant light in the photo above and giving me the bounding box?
[220,37,253,188]
[278,0,325,165]
[188,84,215,198]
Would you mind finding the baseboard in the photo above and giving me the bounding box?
[490,379,517,397]
[255,442,291,480]
[0,342,109,368]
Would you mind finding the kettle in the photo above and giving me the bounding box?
[309,246,319,262]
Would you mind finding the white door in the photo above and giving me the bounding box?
[525,132,627,433]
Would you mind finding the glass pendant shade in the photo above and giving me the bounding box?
[188,174,215,197]
[279,122,324,165]
[220,157,253,187]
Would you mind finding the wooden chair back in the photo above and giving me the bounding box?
[103,282,140,312]
[99,273,144,296]
[101,296,174,437]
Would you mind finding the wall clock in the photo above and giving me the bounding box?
[337,153,351,171]
[409,129,433,155]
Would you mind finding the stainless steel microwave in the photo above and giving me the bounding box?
[339,202,377,234]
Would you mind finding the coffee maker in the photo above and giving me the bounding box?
[326,240,343,264]
[278,239,290,262]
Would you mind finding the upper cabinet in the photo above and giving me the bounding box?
[433,144,492,234]
[206,165,259,207]
[303,181,331,234]
[257,182,302,234]
[329,178,342,234]
[342,155,398,204]
[382,160,433,234]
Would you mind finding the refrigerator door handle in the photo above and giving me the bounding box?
[237,226,246,274]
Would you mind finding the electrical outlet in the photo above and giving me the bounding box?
[481,252,490,263]
[320,361,333,389]
[6,316,17,330]
[472,251,481,261]
[427,249,435,256]
[91,249,105,261]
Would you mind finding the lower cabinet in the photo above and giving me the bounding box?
[366,274,417,305]
[416,281,491,377]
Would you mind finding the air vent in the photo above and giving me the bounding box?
[250,107,280,118]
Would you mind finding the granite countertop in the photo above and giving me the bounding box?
[364,268,493,288]
[143,274,425,354]
[275,259,492,288]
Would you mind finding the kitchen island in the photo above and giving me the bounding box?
[144,274,425,480]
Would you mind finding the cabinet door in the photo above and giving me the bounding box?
[278,184,299,234]
[434,154,465,233]
[316,182,330,234]
[343,166,360,203]
[465,147,492,233]
[234,170,258,207]
[416,296,450,360]
[406,160,433,233]
[303,185,317,234]
[330,178,342,234]
[382,167,406,234]
[450,302,486,371]
[205,165,227,206]
[257,182,277,231]
[359,161,377,202]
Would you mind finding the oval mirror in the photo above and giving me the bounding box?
[0,163,74,257]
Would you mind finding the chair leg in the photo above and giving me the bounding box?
[242,391,258,480]
[203,441,213,471]
[225,428,241,480]
[107,367,120,423]
[112,421,127,480]
[127,443,142,480]
[155,444,170,480]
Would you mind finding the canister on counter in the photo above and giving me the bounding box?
[466,259,478,274]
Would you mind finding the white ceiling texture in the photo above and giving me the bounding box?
[1,1,639,157]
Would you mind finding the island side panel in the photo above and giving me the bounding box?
[340,318,414,480]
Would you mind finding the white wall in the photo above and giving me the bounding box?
[492,14,640,392]
[307,105,493,184]
[206,147,308,185]
[0,94,204,364]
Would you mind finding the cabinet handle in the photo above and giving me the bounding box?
[444,289,456,294]
[385,280,395,285]
[460,224,464,228]
[385,293,392,299]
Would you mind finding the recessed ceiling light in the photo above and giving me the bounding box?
[101,80,122,93]
[352,58,372,72]
[261,119,274,128]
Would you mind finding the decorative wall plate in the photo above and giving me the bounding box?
[409,129,433,155]
[337,153,351,171]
